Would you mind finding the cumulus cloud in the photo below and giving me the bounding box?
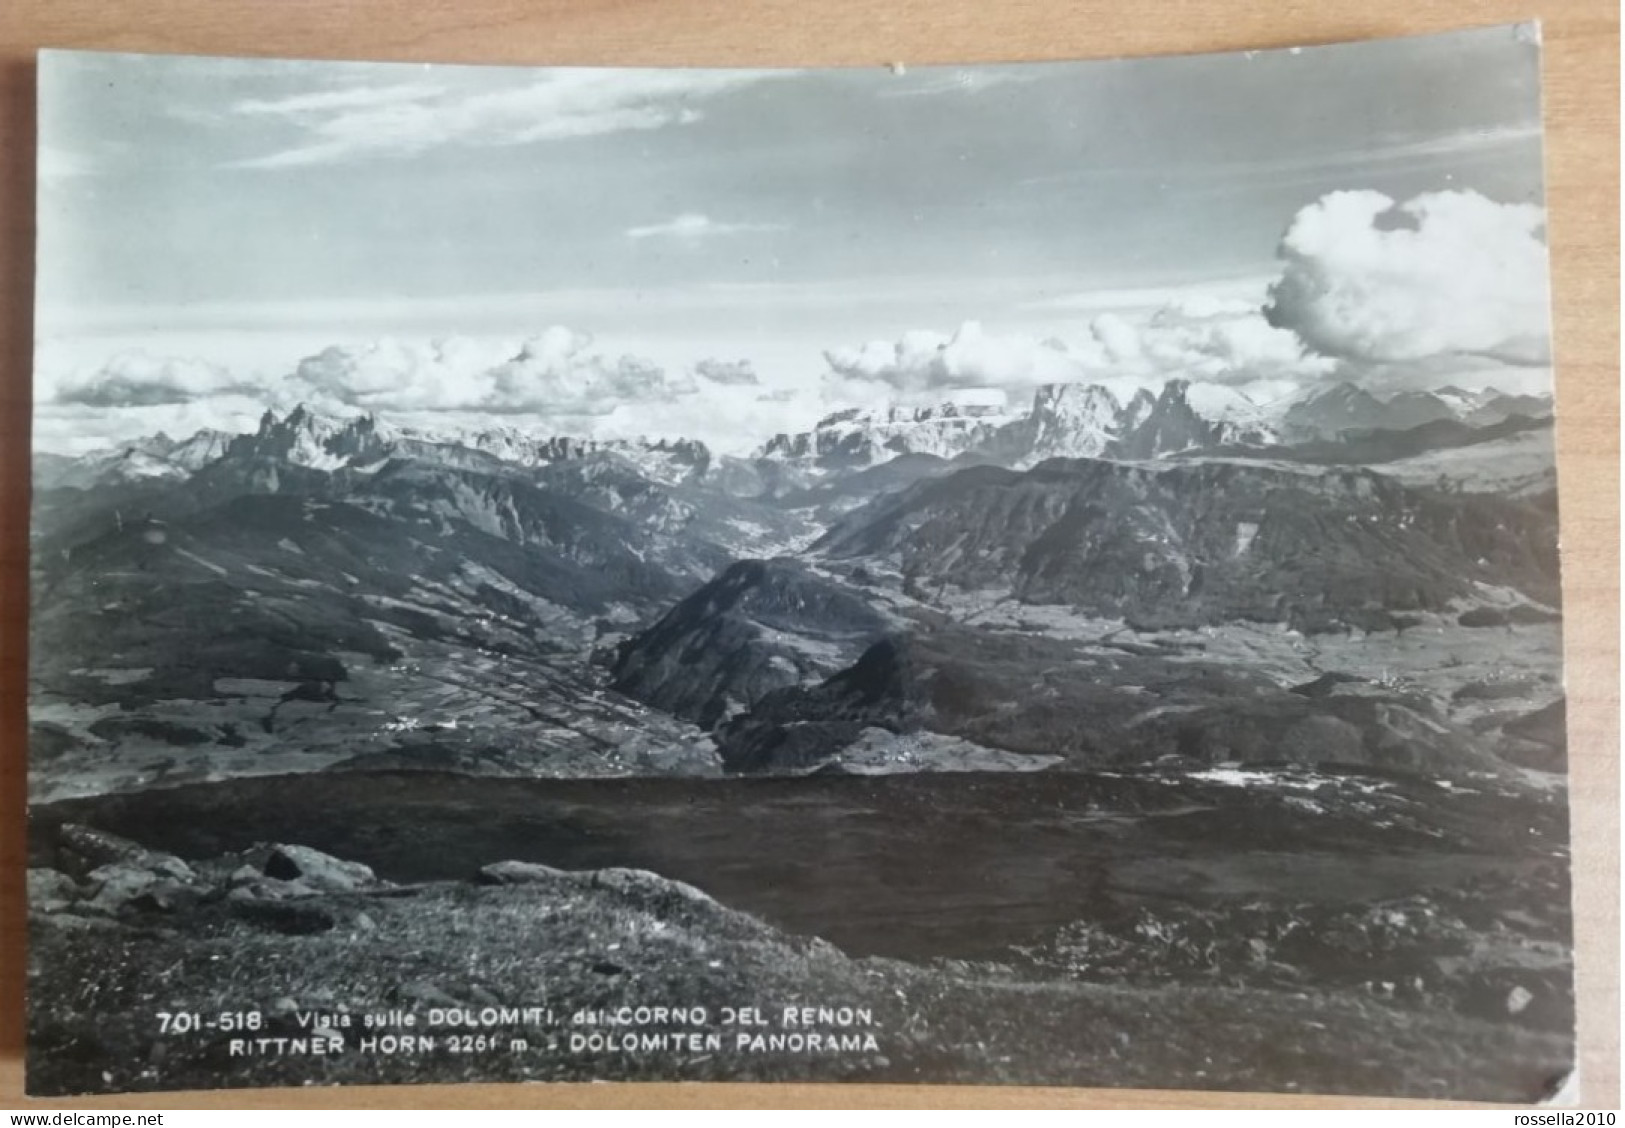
[1265,189,1551,366]
[824,322,1090,395]
[625,213,783,241]
[286,328,686,416]
[231,69,778,169]
[54,351,258,407]
[823,306,1332,402]
[1087,304,1335,385]
[33,329,828,457]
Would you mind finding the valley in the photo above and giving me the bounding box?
[25,373,1573,1098]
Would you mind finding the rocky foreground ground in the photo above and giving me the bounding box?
[27,821,1571,1101]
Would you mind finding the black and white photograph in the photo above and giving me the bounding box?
[26,26,1572,1100]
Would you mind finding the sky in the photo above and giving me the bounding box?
[34,25,1555,454]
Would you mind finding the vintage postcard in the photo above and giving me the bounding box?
[28,27,1570,1100]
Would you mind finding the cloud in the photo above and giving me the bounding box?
[280,333,819,453]
[229,69,779,168]
[54,351,258,407]
[823,322,1089,396]
[1265,189,1551,366]
[824,307,1332,400]
[234,81,448,117]
[625,213,783,241]
[286,328,688,415]
[693,358,760,385]
[1087,303,1335,385]
[33,333,825,457]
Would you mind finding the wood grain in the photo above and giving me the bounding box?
[0,0,1615,1109]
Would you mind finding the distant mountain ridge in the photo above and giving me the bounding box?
[224,407,715,485]
[1282,382,1551,441]
[34,429,235,490]
[752,378,1544,477]
[754,379,1280,471]
[758,402,1014,469]
[36,375,1552,498]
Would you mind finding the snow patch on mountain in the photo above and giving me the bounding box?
[756,398,1018,469]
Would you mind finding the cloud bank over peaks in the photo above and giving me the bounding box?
[820,303,1332,409]
[1265,189,1551,366]
[287,329,684,416]
[1082,302,1335,386]
[823,322,1089,396]
[277,330,829,454]
[36,328,822,456]
[53,350,261,407]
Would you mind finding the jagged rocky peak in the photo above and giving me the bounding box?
[1119,387,1156,430]
[1006,382,1124,465]
[1430,385,1554,425]
[814,401,1007,427]
[219,408,714,485]
[1280,382,1392,438]
[33,424,240,490]
[1432,385,1486,411]
[757,395,1016,469]
[1298,381,1385,414]
[1112,378,1277,458]
[449,428,711,484]
[164,428,235,470]
[233,404,390,470]
[631,436,713,483]
[1180,380,1274,424]
[758,377,1308,475]
[115,426,234,465]
[1032,381,1121,418]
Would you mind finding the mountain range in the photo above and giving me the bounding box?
[29,372,1562,791]
[39,377,1551,497]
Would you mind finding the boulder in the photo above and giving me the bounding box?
[55,824,190,881]
[476,860,569,886]
[27,868,84,912]
[82,861,182,915]
[258,844,377,892]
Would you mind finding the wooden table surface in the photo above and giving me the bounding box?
[0,0,1616,1110]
